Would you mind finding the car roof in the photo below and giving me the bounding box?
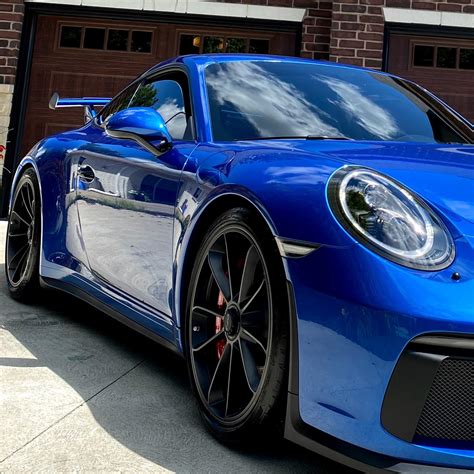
[146,53,395,78]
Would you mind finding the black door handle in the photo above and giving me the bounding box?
[78,165,95,183]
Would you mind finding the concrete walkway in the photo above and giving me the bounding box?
[0,220,347,473]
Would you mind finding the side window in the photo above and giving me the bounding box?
[129,78,188,140]
[99,82,140,124]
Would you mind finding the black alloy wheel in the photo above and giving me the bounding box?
[5,168,41,300]
[186,208,288,443]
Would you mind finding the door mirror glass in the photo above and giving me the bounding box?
[105,107,173,154]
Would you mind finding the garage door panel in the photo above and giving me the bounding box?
[22,15,298,154]
[387,33,474,122]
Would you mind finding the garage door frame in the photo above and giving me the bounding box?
[382,22,474,72]
[0,2,302,216]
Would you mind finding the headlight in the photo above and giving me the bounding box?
[328,167,454,270]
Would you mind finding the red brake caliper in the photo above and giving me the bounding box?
[216,290,226,359]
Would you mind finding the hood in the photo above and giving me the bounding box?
[280,140,474,238]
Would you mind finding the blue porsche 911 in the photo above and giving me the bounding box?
[5,54,474,471]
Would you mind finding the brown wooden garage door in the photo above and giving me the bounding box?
[387,34,474,122]
[23,15,298,154]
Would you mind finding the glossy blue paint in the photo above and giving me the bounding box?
[106,107,173,145]
[10,54,474,469]
[56,97,111,108]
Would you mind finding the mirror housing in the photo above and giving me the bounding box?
[105,107,172,154]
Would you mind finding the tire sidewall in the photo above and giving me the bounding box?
[184,208,289,442]
[5,169,41,299]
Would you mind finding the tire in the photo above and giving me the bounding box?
[185,207,289,445]
[5,168,41,301]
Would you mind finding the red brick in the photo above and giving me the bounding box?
[367,6,383,14]
[463,5,474,12]
[333,13,359,21]
[293,0,316,7]
[0,4,13,12]
[0,47,16,56]
[341,4,367,12]
[315,34,330,42]
[310,8,332,17]
[339,39,364,48]
[386,0,410,7]
[314,52,330,60]
[360,0,384,4]
[333,30,357,38]
[412,1,437,9]
[0,13,23,22]
[14,4,25,13]
[0,30,21,39]
[7,57,17,67]
[0,66,16,75]
[367,23,384,32]
[315,18,332,26]
[339,57,364,66]
[364,58,383,68]
[358,32,383,41]
[356,49,382,58]
[302,33,315,42]
[320,2,333,9]
[437,3,462,11]
[360,14,384,23]
[340,22,366,31]
[331,47,356,57]
[365,41,383,50]
[303,16,316,25]
[0,21,11,29]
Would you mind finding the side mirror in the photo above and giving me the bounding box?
[105,107,173,154]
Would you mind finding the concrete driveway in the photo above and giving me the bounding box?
[0,220,350,473]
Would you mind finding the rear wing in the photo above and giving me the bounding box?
[49,92,111,122]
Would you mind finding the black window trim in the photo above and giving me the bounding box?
[94,64,198,143]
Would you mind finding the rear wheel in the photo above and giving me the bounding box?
[185,208,289,444]
[5,168,41,301]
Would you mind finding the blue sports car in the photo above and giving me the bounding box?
[5,54,474,471]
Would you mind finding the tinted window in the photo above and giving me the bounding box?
[60,26,82,48]
[99,83,139,123]
[130,79,187,139]
[131,31,152,53]
[108,29,129,51]
[437,47,456,68]
[84,28,105,49]
[205,61,469,143]
[460,49,474,70]
[414,45,434,67]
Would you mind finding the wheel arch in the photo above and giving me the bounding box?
[175,192,288,343]
[8,158,40,215]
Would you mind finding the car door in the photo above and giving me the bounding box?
[73,71,196,318]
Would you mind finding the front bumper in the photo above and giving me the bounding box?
[282,237,474,471]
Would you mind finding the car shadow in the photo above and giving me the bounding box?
[0,262,355,473]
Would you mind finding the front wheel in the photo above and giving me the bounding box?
[185,208,289,444]
[5,168,41,301]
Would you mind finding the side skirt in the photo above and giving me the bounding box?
[40,275,183,358]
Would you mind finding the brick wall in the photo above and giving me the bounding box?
[0,0,24,171]
[217,0,334,59]
[330,0,474,68]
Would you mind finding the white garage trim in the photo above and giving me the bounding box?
[24,0,306,23]
[383,7,474,29]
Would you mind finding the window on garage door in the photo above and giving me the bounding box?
[387,34,474,122]
[178,32,270,55]
[59,24,154,54]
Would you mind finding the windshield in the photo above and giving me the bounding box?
[205,61,470,143]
